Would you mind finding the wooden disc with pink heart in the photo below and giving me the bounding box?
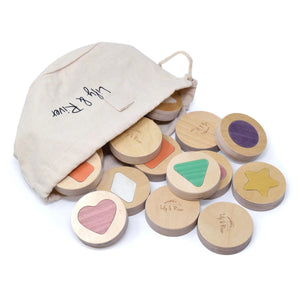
[71,191,128,247]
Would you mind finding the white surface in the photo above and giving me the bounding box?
[111,172,137,203]
[2,1,299,299]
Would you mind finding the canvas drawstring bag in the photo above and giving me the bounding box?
[14,42,197,201]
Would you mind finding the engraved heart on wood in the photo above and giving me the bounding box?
[78,199,117,234]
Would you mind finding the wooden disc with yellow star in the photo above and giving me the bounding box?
[232,162,286,211]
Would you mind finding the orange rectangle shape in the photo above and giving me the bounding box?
[69,161,94,182]
[145,138,175,169]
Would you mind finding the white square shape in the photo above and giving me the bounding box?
[110,172,137,203]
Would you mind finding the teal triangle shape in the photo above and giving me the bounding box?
[174,159,209,187]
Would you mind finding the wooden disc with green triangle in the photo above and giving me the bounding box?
[167,151,221,200]
[173,159,209,187]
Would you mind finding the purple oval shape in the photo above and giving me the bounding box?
[228,120,259,148]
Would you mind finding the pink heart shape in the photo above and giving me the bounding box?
[78,199,117,234]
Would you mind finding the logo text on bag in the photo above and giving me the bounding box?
[51,85,111,117]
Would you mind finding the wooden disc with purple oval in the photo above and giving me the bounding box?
[215,113,267,162]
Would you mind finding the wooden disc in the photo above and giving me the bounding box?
[166,151,221,200]
[145,185,200,236]
[55,152,102,196]
[215,113,267,162]
[109,117,162,164]
[135,135,182,181]
[97,166,151,216]
[71,191,128,247]
[201,151,233,198]
[175,111,221,151]
[197,202,253,254]
[232,161,286,211]
[97,148,104,162]
[147,92,182,121]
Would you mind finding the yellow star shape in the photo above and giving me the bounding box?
[244,168,279,197]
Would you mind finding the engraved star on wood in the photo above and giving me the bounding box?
[243,168,280,197]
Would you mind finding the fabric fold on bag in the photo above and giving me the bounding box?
[14,42,197,201]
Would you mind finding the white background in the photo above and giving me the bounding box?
[1,1,299,299]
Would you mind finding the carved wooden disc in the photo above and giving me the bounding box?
[97,166,150,216]
[197,202,253,254]
[176,111,221,151]
[232,161,286,211]
[135,135,182,181]
[71,191,128,247]
[55,152,102,196]
[145,185,200,236]
[109,117,162,164]
[166,151,221,200]
[215,113,267,162]
[201,150,233,199]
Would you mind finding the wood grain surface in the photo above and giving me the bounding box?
[197,202,253,254]
[176,111,221,151]
[109,117,162,164]
[145,185,200,236]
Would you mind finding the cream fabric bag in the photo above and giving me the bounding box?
[14,42,197,201]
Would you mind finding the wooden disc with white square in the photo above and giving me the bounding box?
[135,135,182,181]
[145,186,200,236]
[201,150,233,198]
[166,151,221,200]
[109,117,162,164]
[215,113,267,162]
[232,161,286,211]
[55,152,102,196]
[147,92,182,121]
[71,191,128,247]
[197,202,253,254]
[176,111,221,151]
[97,166,151,216]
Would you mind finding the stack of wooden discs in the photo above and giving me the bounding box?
[147,92,183,122]
[62,97,286,253]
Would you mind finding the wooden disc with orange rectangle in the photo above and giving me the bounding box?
[135,135,182,181]
[55,152,102,196]
[147,92,182,121]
